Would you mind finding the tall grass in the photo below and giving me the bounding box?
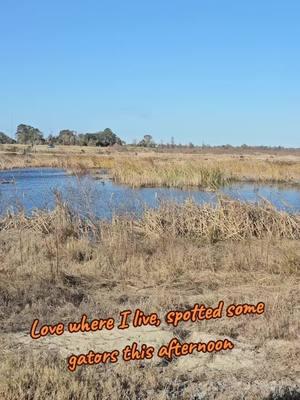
[112,157,300,188]
[1,198,299,399]
[112,159,228,189]
[0,153,115,171]
[136,198,300,241]
[2,146,300,188]
[2,197,300,243]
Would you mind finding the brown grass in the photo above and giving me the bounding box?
[0,199,299,399]
[135,199,300,241]
[111,157,300,188]
[1,145,300,188]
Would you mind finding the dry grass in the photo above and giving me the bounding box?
[0,152,114,171]
[112,158,227,189]
[0,199,299,399]
[135,199,300,241]
[2,198,300,242]
[1,352,299,400]
[112,157,300,188]
[1,145,300,188]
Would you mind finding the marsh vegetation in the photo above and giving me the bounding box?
[0,147,299,399]
[0,197,299,399]
[1,145,300,190]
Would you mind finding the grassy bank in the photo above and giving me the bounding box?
[1,145,300,189]
[1,200,299,399]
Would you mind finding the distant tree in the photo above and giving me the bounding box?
[138,134,156,147]
[171,136,175,148]
[88,138,97,146]
[78,134,88,146]
[77,129,122,147]
[47,134,55,144]
[188,142,194,148]
[16,124,44,145]
[57,129,78,145]
[144,134,152,143]
[83,133,98,146]
[0,132,16,144]
[97,128,122,146]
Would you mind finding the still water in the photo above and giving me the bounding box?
[0,168,299,218]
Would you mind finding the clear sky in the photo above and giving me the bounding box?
[0,0,299,146]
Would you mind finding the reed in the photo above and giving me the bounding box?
[135,198,300,242]
[0,152,115,171]
[0,198,299,399]
[2,198,300,242]
[112,159,228,189]
[1,146,300,188]
[112,157,300,188]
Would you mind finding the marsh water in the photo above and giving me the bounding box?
[0,168,300,218]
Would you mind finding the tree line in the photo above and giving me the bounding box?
[0,125,124,147]
[0,124,296,151]
[0,125,159,148]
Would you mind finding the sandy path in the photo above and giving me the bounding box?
[3,325,294,374]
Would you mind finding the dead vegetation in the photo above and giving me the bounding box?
[2,198,300,242]
[1,145,300,189]
[0,198,299,399]
[112,157,300,188]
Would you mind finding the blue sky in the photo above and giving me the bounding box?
[0,0,299,146]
